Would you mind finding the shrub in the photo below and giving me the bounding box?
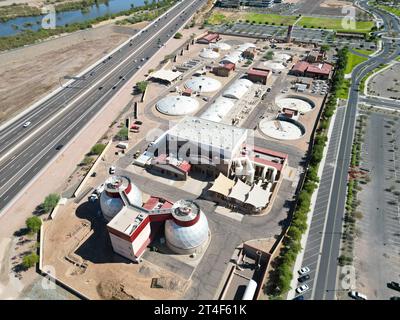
[174,32,182,39]
[89,143,106,156]
[81,156,94,166]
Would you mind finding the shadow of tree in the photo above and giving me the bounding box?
[13,228,29,237]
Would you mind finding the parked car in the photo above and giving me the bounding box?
[390,296,400,300]
[134,120,143,125]
[298,274,311,283]
[296,284,310,294]
[388,281,400,292]
[88,193,98,203]
[293,295,304,300]
[298,267,311,276]
[55,144,64,150]
[348,291,367,300]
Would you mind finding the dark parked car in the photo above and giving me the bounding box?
[55,144,64,150]
[293,295,304,300]
[388,281,400,292]
[134,120,143,125]
[298,274,311,283]
[390,296,400,300]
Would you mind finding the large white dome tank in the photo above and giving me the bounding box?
[100,175,142,222]
[164,200,209,254]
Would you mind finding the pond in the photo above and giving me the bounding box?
[0,0,154,37]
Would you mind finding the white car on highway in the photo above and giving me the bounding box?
[296,284,310,294]
[23,121,31,128]
[298,266,311,276]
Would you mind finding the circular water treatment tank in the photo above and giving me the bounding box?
[185,76,222,93]
[100,176,142,221]
[259,118,305,141]
[156,95,200,116]
[199,48,220,59]
[164,200,209,254]
[276,95,315,113]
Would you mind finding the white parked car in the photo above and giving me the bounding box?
[95,183,105,194]
[349,291,367,300]
[296,284,310,294]
[89,193,98,202]
[298,266,311,276]
[23,121,31,128]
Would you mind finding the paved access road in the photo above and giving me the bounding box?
[0,0,207,213]
[310,0,400,300]
[359,95,400,110]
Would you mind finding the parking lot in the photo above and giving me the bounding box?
[208,23,377,51]
[368,63,400,100]
[350,110,400,300]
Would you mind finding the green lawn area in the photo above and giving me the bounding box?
[344,51,368,74]
[353,48,374,56]
[207,12,228,25]
[337,79,352,99]
[298,16,374,33]
[244,13,297,25]
[378,5,400,17]
[205,11,374,34]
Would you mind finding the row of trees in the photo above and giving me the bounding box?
[265,47,349,298]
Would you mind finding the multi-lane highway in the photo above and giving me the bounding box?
[0,0,207,213]
[310,0,400,300]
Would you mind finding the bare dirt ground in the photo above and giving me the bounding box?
[0,22,148,125]
[42,200,190,300]
[296,0,359,16]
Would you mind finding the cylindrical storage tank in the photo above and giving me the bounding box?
[164,200,209,254]
[242,279,258,300]
[100,175,142,222]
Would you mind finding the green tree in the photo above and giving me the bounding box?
[22,253,39,269]
[89,143,106,156]
[136,81,148,93]
[26,216,42,234]
[117,127,129,140]
[42,193,60,213]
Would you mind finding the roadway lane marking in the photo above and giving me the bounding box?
[0,0,200,165]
